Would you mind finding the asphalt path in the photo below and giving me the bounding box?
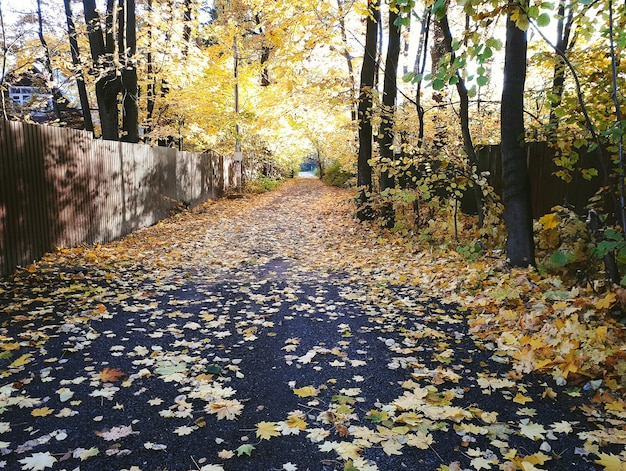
[0,178,604,471]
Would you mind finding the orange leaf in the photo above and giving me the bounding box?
[99,367,126,383]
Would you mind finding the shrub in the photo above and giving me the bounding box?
[244,174,283,193]
[322,160,354,187]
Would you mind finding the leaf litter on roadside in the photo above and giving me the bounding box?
[0,179,625,470]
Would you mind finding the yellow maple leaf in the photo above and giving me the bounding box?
[293,385,318,397]
[595,453,626,471]
[513,393,533,405]
[285,415,307,430]
[606,401,626,413]
[1,342,20,351]
[206,399,244,420]
[255,421,280,440]
[406,431,433,449]
[10,353,32,368]
[596,292,617,310]
[334,441,361,460]
[539,213,560,230]
[558,351,579,378]
[31,407,55,417]
[381,439,403,456]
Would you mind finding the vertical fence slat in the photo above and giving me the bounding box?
[0,120,10,275]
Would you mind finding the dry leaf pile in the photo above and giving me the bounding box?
[1,178,625,471]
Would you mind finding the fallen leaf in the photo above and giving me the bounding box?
[293,386,318,397]
[256,421,281,440]
[236,444,255,456]
[18,452,57,471]
[595,453,626,471]
[99,367,126,383]
[31,407,54,417]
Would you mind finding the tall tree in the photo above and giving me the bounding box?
[356,0,379,221]
[120,0,138,143]
[63,0,94,132]
[0,1,8,120]
[36,0,62,120]
[82,0,138,141]
[378,3,402,228]
[337,0,357,121]
[412,6,431,145]
[548,0,576,125]
[501,8,534,267]
[430,10,447,148]
[83,0,120,140]
[438,11,483,225]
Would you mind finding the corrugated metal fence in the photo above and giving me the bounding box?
[0,119,235,277]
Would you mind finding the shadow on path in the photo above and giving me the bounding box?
[0,179,603,470]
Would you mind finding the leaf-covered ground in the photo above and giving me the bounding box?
[1,178,625,471]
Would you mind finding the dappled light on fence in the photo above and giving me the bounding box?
[0,120,233,277]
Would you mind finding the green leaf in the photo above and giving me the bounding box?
[537,13,551,27]
[432,78,446,90]
[236,444,255,457]
[433,0,447,18]
[205,364,224,375]
[477,75,489,87]
[605,229,624,241]
[485,38,502,49]
[550,251,570,267]
[594,240,620,258]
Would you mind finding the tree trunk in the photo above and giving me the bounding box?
[36,0,62,121]
[337,0,357,121]
[83,0,120,140]
[0,3,9,120]
[430,16,447,147]
[501,13,535,267]
[182,0,192,58]
[145,0,156,141]
[439,13,483,226]
[356,0,379,221]
[413,8,431,146]
[378,7,401,228]
[549,0,575,124]
[64,0,94,132]
[121,0,139,143]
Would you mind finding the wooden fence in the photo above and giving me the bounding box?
[0,120,235,277]
[476,142,601,218]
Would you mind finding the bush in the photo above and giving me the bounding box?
[322,160,354,187]
[244,174,283,193]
